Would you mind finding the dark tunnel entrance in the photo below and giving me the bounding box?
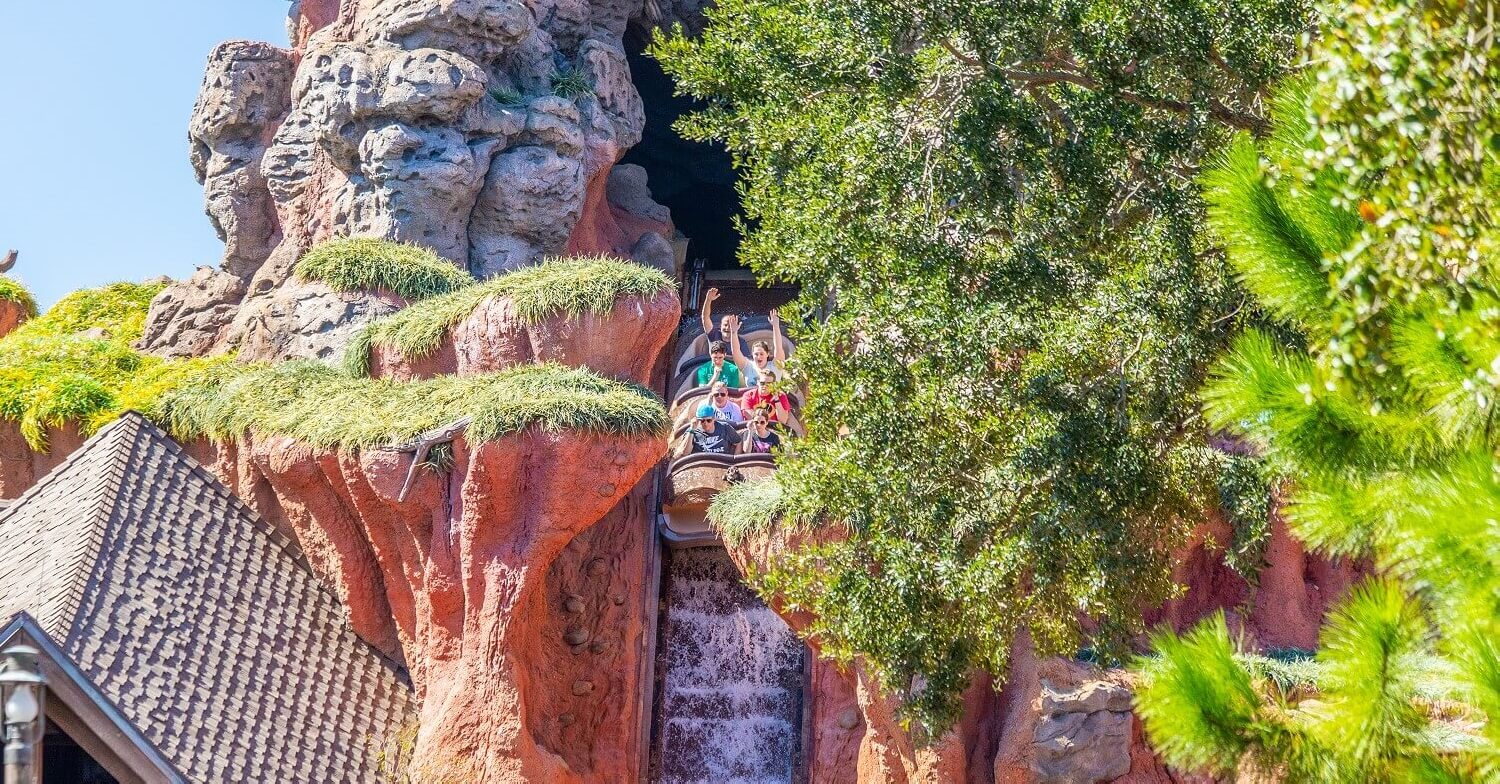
[623,31,747,271]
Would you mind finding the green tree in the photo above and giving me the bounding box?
[1134,2,1500,779]
[657,0,1312,729]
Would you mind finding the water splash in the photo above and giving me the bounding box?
[652,547,804,783]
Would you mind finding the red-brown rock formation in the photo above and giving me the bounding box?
[198,427,663,782]
[0,297,29,341]
[0,422,84,500]
[1148,512,1365,650]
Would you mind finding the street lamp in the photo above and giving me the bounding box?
[0,646,45,784]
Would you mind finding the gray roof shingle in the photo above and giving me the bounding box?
[0,412,415,783]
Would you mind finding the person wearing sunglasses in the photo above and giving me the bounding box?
[707,381,745,424]
[740,369,792,426]
[684,404,736,455]
[741,409,781,456]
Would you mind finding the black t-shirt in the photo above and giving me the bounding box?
[704,326,750,356]
[743,428,781,454]
[689,425,733,454]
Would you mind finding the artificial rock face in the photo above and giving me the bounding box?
[143,0,676,361]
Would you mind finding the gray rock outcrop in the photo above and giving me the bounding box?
[188,41,295,279]
[1033,679,1134,784]
[145,0,679,362]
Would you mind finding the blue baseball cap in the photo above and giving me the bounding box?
[696,404,716,419]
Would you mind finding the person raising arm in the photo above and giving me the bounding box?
[734,308,791,386]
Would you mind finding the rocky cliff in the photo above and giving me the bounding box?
[144,0,679,363]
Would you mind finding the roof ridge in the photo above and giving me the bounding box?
[116,412,318,575]
[0,418,141,637]
[114,413,412,681]
[0,414,139,529]
[50,422,135,636]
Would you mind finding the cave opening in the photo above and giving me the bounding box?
[622,31,747,272]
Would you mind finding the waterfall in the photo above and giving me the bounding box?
[651,546,805,784]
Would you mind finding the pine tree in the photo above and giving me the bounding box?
[1134,2,1500,779]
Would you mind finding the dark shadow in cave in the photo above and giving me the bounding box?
[622,31,747,271]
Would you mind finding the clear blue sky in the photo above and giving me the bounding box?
[0,4,289,307]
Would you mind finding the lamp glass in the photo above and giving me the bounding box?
[5,684,37,725]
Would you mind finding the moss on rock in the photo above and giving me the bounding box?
[295,238,475,301]
[0,277,667,453]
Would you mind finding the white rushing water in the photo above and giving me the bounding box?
[653,547,805,784]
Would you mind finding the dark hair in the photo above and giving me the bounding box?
[752,340,772,353]
[709,340,727,354]
[759,370,777,381]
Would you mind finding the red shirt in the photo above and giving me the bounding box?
[741,389,791,422]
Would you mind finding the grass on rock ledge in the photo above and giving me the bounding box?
[156,360,668,448]
[0,278,667,451]
[708,477,797,546]
[345,255,675,376]
[295,238,475,300]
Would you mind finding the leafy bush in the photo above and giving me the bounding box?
[295,238,474,300]
[653,0,1315,729]
[156,360,667,448]
[0,281,181,449]
[345,256,674,375]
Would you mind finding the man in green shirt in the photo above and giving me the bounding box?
[695,340,744,388]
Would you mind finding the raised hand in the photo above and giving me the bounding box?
[705,287,721,303]
[768,308,780,326]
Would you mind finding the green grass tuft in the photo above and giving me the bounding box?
[295,238,474,300]
[488,87,527,106]
[345,256,675,375]
[550,68,593,98]
[0,277,38,319]
[157,360,667,448]
[708,477,792,546]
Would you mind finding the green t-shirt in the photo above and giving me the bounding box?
[695,359,744,388]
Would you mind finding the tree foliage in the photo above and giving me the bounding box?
[1134,2,1500,778]
[656,0,1311,728]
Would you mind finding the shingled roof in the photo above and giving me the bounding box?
[0,412,416,783]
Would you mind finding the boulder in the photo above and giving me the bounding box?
[138,267,249,358]
[235,280,406,363]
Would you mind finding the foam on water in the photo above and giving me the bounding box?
[651,547,805,783]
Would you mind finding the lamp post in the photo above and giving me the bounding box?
[0,646,45,784]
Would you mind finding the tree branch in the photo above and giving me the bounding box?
[1001,68,1267,133]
